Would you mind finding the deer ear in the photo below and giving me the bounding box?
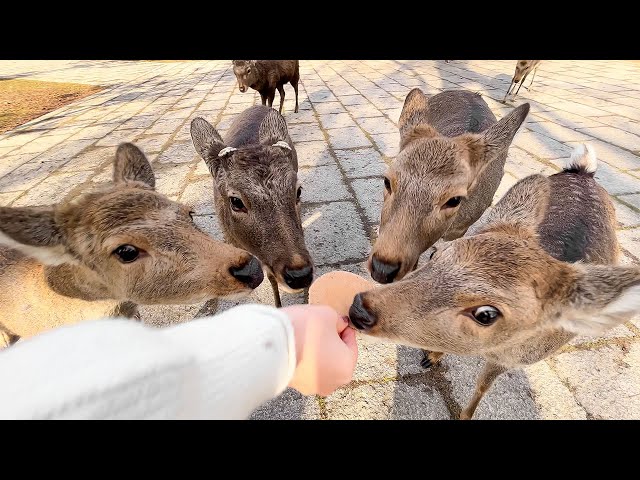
[258,109,289,146]
[458,103,530,189]
[398,88,430,144]
[190,117,227,175]
[113,143,156,189]
[0,207,74,265]
[552,265,640,336]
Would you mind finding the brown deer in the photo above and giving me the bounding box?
[369,89,529,284]
[0,143,264,347]
[349,144,640,419]
[190,105,314,308]
[503,60,542,102]
[232,60,300,114]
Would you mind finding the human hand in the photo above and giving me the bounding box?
[283,305,358,397]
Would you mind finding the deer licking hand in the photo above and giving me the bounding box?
[350,144,640,419]
[0,143,264,348]
[191,105,314,308]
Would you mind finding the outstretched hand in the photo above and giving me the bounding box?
[283,305,358,397]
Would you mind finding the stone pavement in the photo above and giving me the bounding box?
[2,60,640,419]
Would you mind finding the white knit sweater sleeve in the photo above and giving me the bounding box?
[0,304,296,419]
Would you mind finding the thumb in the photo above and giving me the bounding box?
[339,326,358,365]
[335,314,349,335]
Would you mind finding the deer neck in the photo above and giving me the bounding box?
[44,263,114,301]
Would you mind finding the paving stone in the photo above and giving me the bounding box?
[612,198,640,228]
[334,148,387,178]
[324,380,450,420]
[552,343,640,419]
[523,361,587,419]
[594,115,640,136]
[13,170,94,206]
[577,125,640,151]
[156,142,198,164]
[337,94,368,105]
[139,303,202,328]
[289,124,325,143]
[302,201,370,265]
[513,131,573,160]
[294,140,335,167]
[505,147,557,179]
[370,132,400,158]
[318,113,357,130]
[250,388,320,420]
[355,116,398,135]
[351,177,384,224]
[0,191,24,206]
[298,165,349,202]
[144,118,184,136]
[285,109,317,124]
[526,121,594,142]
[442,354,541,419]
[327,127,371,149]
[344,102,384,119]
[135,134,172,154]
[0,160,59,193]
[180,177,215,215]
[154,164,192,197]
[59,147,113,173]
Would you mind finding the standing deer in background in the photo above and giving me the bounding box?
[0,143,264,348]
[191,105,314,308]
[503,60,542,102]
[232,60,300,114]
[349,144,640,419]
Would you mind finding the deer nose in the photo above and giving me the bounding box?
[370,256,401,284]
[230,256,264,289]
[239,85,247,92]
[349,293,377,330]
[283,265,313,290]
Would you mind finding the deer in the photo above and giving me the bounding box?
[232,60,300,114]
[503,60,542,102]
[349,143,640,419]
[368,88,529,368]
[190,105,314,308]
[0,143,264,348]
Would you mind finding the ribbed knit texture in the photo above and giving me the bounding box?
[0,304,295,419]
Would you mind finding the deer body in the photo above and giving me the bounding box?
[232,60,300,114]
[350,144,640,419]
[0,143,264,347]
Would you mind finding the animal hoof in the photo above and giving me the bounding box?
[420,354,432,369]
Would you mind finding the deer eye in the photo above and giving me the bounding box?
[296,186,302,201]
[384,177,392,193]
[443,196,462,209]
[470,306,500,326]
[113,245,141,263]
[246,68,251,74]
[230,196,247,213]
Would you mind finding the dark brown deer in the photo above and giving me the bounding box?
[191,105,313,308]
[232,60,300,114]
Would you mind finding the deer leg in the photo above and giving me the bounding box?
[525,68,538,91]
[460,362,507,420]
[420,350,444,369]
[503,79,516,102]
[277,84,285,114]
[292,79,299,113]
[514,72,530,98]
[267,90,276,110]
[268,272,282,308]
[260,92,267,106]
